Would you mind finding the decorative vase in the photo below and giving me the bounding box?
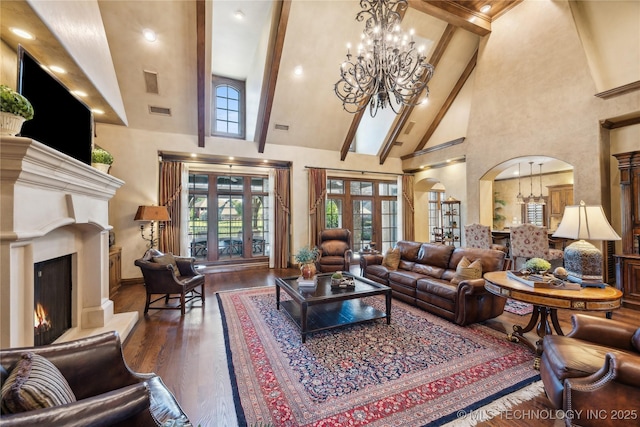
[92,162,111,174]
[0,112,26,136]
[300,262,316,279]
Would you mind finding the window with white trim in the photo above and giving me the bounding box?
[212,76,245,139]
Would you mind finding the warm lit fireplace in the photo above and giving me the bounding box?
[0,136,138,348]
[33,255,73,346]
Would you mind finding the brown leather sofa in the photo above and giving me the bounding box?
[0,331,191,426]
[361,241,507,325]
[540,314,640,427]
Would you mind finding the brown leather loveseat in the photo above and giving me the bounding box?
[540,314,640,427]
[0,331,191,426]
[361,240,507,325]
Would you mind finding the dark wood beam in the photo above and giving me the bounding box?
[408,0,491,36]
[378,24,457,165]
[196,0,206,147]
[340,109,365,160]
[413,49,477,152]
[601,114,640,130]
[256,1,291,153]
[595,80,640,99]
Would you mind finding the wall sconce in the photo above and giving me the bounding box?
[134,205,170,249]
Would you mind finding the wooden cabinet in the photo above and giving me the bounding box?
[614,151,640,310]
[615,254,640,310]
[109,246,122,297]
[441,199,461,247]
[547,184,573,231]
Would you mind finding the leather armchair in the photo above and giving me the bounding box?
[0,332,191,426]
[315,229,353,273]
[540,314,640,426]
[135,249,205,315]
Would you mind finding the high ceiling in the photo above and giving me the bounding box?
[0,0,523,164]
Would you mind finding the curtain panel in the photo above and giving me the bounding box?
[308,168,327,247]
[159,161,182,254]
[402,174,415,242]
[273,168,291,268]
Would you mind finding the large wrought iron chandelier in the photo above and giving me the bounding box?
[334,0,434,117]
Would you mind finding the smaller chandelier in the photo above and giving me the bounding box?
[334,0,434,117]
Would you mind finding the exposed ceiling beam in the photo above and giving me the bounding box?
[196,0,206,147]
[378,24,457,165]
[408,0,491,36]
[413,48,478,152]
[340,109,365,160]
[256,0,291,153]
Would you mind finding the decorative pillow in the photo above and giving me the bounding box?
[153,253,181,277]
[451,256,483,285]
[1,352,76,414]
[382,247,401,271]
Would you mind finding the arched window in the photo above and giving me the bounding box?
[212,76,245,139]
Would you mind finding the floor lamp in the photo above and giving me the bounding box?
[134,205,170,250]
[552,201,620,288]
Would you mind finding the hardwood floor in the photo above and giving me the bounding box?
[113,266,640,427]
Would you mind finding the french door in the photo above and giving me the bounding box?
[187,172,269,263]
[326,178,397,253]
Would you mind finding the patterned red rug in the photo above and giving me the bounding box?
[218,287,539,427]
[504,298,534,316]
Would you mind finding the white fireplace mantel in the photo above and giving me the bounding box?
[1,136,138,348]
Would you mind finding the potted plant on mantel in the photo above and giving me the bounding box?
[0,84,34,136]
[295,246,319,279]
[91,147,114,174]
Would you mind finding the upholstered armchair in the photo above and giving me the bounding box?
[0,331,191,426]
[134,249,205,315]
[464,223,508,254]
[315,228,353,273]
[540,314,640,427]
[509,223,564,270]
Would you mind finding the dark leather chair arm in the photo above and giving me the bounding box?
[457,278,490,295]
[0,382,154,427]
[360,254,383,269]
[0,332,142,400]
[566,314,638,351]
[564,353,640,427]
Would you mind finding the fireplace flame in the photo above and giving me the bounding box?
[34,303,51,331]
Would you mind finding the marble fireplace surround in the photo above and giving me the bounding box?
[1,136,138,348]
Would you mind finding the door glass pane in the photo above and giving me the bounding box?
[188,194,208,260]
[327,179,344,194]
[251,195,268,256]
[351,181,373,196]
[326,198,343,228]
[378,182,398,196]
[380,200,397,252]
[353,199,373,251]
[218,195,243,259]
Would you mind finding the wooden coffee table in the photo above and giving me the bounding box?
[484,270,623,368]
[275,273,392,343]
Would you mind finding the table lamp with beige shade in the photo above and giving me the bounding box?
[134,205,170,250]
[552,201,621,288]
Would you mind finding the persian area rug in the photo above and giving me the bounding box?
[504,299,534,316]
[218,287,540,427]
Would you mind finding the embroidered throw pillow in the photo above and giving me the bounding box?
[1,352,76,413]
[153,253,182,277]
[382,247,401,271]
[452,256,483,285]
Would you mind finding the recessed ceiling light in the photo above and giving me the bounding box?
[92,109,104,115]
[143,29,157,42]
[229,156,234,160]
[480,4,492,13]
[49,65,66,74]
[468,16,477,23]
[10,27,35,40]
[263,159,269,163]
[234,10,245,20]
[294,65,303,76]
[72,90,87,97]
[191,153,197,158]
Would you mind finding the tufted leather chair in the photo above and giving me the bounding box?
[0,332,191,426]
[134,249,205,315]
[540,314,640,426]
[315,229,353,273]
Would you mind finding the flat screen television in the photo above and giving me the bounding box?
[17,46,93,165]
